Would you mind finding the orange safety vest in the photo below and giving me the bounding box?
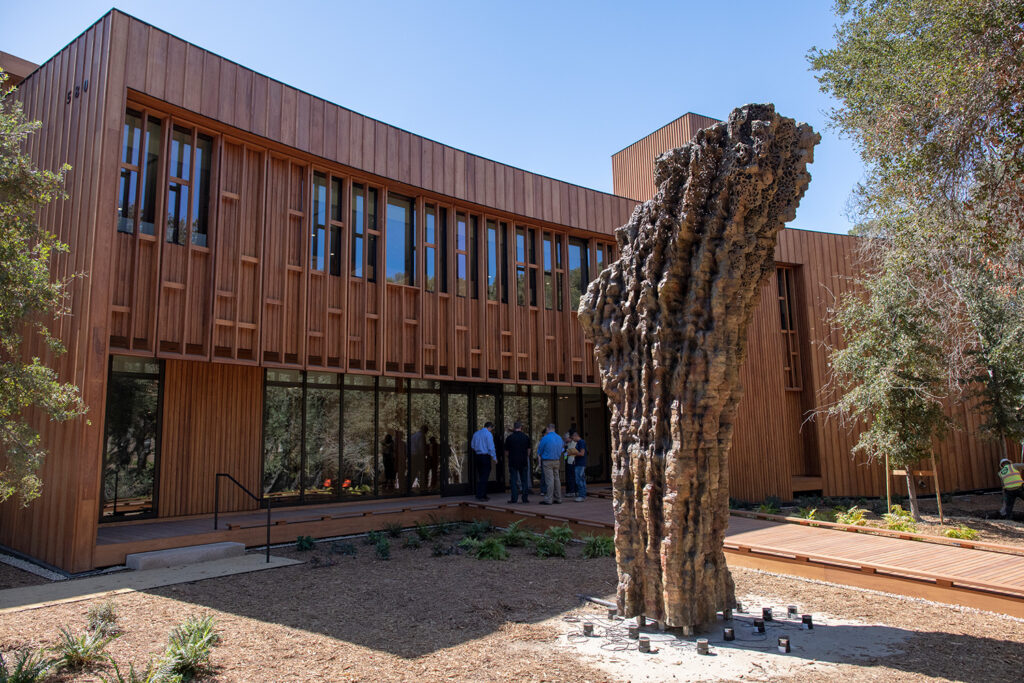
[999,464,1023,490]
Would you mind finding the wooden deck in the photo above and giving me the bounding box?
[94,495,1024,617]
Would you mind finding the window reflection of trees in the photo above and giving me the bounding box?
[102,361,161,518]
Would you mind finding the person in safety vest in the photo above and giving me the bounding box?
[998,458,1024,518]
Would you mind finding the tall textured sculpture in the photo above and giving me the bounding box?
[578,104,818,631]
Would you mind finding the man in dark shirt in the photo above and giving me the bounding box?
[504,421,532,503]
[570,430,588,502]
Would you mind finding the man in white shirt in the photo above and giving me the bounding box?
[470,422,497,501]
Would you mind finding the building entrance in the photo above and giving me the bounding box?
[441,384,504,497]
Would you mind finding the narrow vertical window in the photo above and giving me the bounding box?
[486,219,499,301]
[554,236,564,311]
[527,228,538,307]
[329,177,343,276]
[425,205,436,292]
[516,227,527,306]
[351,183,365,278]
[386,193,416,286]
[311,172,327,271]
[439,207,449,294]
[568,238,588,310]
[139,117,163,236]
[166,125,192,245]
[191,133,212,247]
[499,222,509,304]
[777,266,802,390]
[366,187,378,282]
[543,232,554,309]
[456,213,468,297]
[117,110,143,234]
[470,216,479,299]
[595,243,605,278]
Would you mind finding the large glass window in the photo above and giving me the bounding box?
[101,356,162,519]
[409,380,441,494]
[568,237,589,311]
[342,375,377,496]
[117,109,162,236]
[386,193,416,285]
[304,372,340,500]
[530,385,553,448]
[166,125,213,247]
[378,378,408,493]
[262,369,304,499]
[311,172,328,272]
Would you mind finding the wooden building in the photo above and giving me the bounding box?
[0,11,1005,572]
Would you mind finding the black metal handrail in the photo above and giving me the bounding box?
[214,473,271,563]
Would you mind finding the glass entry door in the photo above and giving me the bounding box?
[441,384,503,496]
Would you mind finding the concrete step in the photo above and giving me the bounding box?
[125,542,246,571]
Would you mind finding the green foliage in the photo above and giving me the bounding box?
[534,536,566,558]
[756,501,781,515]
[87,601,121,637]
[499,520,532,547]
[543,524,573,543]
[51,627,117,670]
[581,534,614,559]
[374,537,391,560]
[944,525,980,540]
[163,615,219,681]
[463,519,493,540]
[882,504,918,533]
[402,535,421,549]
[99,657,175,683]
[295,535,315,552]
[0,648,54,683]
[472,537,509,561]
[0,72,85,505]
[382,522,403,538]
[835,506,868,526]
[431,541,456,557]
[364,530,384,546]
[329,541,357,557]
[457,537,481,554]
[795,507,819,520]
[414,521,437,541]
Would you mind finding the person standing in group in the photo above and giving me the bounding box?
[570,430,588,502]
[998,456,1024,518]
[504,421,532,504]
[564,421,578,497]
[471,422,497,501]
[537,424,564,505]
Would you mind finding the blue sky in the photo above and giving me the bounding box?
[3,1,862,234]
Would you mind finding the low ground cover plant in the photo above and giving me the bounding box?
[882,505,918,533]
[374,537,391,560]
[499,520,531,547]
[581,534,614,559]
[87,601,121,637]
[295,536,316,552]
[462,519,493,540]
[543,525,573,544]
[534,535,566,558]
[0,648,54,682]
[944,525,980,540]
[835,506,868,526]
[52,626,118,670]
[163,615,219,680]
[383,522,403,538]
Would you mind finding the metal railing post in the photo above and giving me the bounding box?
[213,472,272,563]
[266,498,271,563]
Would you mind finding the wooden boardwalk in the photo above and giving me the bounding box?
[95,495,1024,617]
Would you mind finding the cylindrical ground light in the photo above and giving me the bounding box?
[583,623,594,637]
[639,636,651,653]
[753,618,765,634]
[723,627,735,642]
[696,638,710,655]
[628,625,640,639]
[778,636,791,653]
[762,607,773,622]
[802,614,814,630]
[787,605,799,618]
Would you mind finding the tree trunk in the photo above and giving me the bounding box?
[905,472,921,522]
[579,104,818,630]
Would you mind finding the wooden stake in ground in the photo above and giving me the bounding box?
[578,104,819,630]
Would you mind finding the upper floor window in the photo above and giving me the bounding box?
[546,233,565,311]
[166,125,213,247]
[567,237,589,311]
[351,183,379,281]
[329,177,344,276]
[455,213,478,298]
[311,172,328,272]
[424,204,448,293]
[515,227,528,306]
[385,193,416,286]
[117,109,162,236]
[487,220,509,302]
[777,266,802,390]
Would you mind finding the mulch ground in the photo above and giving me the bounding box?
[2,526,1023,682]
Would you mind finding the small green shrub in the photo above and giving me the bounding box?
[403,535,422,549]
[329,541,357,557]
[374,538,391,560]
[364,530,384,546]
[414,521,436,541]
[535,536,566,558]
[295,536,316,552]
[382,522,403,538]
[835,506,868,526]
[163,615,219,680]
[473,537,509,560]
[431,541,456,557]
[757,502,781,515]
[0,648,54,683]
[98,657,170,683]
[544,524,573,543]
[87,601,121,637]
[425,514,458,535]
[882,505,917,533]
[457,537,482,554]
[463,519,494,540]
[581,535,614,559]
[500,520,532,547]
[795,507,818,520]
[52,627,118,670]
[945,525,980,540]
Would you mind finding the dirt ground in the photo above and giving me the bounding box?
[2,528,1023,682]
[0,561,51,590]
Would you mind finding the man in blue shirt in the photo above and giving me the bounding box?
[569,430,587,502]
[537,424,564,505]
[470,422,497,501]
